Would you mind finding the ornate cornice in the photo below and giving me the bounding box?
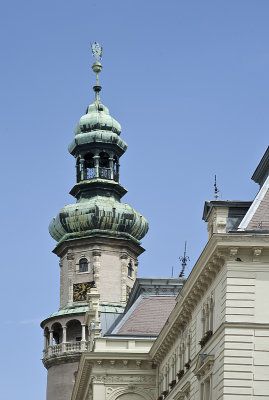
[43,352,81,369]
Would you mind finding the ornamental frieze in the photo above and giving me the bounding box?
[104,374,156,385]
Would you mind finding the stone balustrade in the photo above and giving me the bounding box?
[43,341,88,360]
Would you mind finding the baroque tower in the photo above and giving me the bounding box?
[41,46,149,400]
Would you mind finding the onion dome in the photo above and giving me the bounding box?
[68,102,126,155]
[74,103,121,136]
[49,196,149,244]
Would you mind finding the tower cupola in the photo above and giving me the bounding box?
[49,46,148,246]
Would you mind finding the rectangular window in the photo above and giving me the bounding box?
[200,376,211,400]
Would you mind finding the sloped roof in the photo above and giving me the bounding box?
[115,296,176,336]
[238,175,269,231]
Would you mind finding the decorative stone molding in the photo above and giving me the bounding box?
[229,247,239,260]
[193,355,214,380]
[67,251,75,260]
[106,386,155,400]
[92,375,105,384]
[105,375,156,385]
[92,248,101,291]
[120,252,128,259]
[174,381,190,400]
[120,254,128,303]
[92,249,101,257]
[253,247,263,262]
[152,251,224,363]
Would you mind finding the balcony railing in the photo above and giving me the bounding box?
[43,341,87,359]
[85,167,119,182]
[99,167,111,179]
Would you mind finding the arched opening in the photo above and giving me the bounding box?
[85,153,95,179]
[127,260,133,278]
[117,394,144,400]
[51,322,63,345]
[99,152,111,179]
[79,258,89,273]
[114,156,119,182]
[66,319,82,342]
[76,157,81,183]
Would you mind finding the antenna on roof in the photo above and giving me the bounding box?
[171,266,174,278]
[214,175,219,200]
[179,241,190,277]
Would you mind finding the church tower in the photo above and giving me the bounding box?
[41,44,149,400]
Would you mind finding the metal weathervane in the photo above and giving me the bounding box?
[91,42,103,61]
[90,42,103,103]
[179,241,190,278]
[214,174,219,200]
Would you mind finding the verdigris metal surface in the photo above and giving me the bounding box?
[68,102,127,154]
[49,195,149,243]
[75,103,121,135]
[47,304,124,319]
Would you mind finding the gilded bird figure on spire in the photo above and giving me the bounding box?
[91,42,103,61]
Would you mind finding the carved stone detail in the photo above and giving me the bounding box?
[120,252,128,259]
[106,385,155,400]
[67,251,74,260]
[253,247,263,262]
[92,375,105,384]
[104,374,155,384]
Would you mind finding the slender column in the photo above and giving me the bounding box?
[80,158,85,180]
[76,159,81,182]
[43,332,48,350]
[48,329,53,356]
[81,324,86,350]
[93,155,100,178]
[116,162,120,182]
[62,326,67,352]
[109,157,114,180]
[49,330,53,346]
[82,324,86,341]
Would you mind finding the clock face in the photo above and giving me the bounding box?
[73,282,93,302]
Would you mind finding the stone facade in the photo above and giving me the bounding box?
[55,237,141,309]
[151,235,269,400]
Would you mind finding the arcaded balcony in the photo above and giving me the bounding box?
[43,319,90,360]
[76,152,120,183]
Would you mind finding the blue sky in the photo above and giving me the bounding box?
[1,0,269,398]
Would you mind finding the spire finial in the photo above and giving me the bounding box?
[179,241,190,277]
[91,42,103,104]
[214,174,219,200]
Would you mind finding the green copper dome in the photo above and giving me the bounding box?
[75,103,121,135]
[49,195,149,243]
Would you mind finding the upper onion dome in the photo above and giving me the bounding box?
[74,102,121,136]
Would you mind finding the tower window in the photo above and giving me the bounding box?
[79,258,88,273]
[127,260,133,277]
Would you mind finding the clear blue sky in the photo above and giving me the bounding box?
[1,0,269,398]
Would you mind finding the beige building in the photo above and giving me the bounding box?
[41,47,269,400]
